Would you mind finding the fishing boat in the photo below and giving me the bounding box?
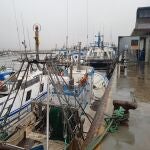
[70,47,87,63]
[20,58,108,150]
[0,57,108,149]
[23,42,108,149]
[52,46,87,64]
[0,25,49,134]
[0,25,109,150]
[0,66,14,81]
[85,33,116,70]
[0,66,48,125]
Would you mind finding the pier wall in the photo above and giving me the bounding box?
[82,65,118,149]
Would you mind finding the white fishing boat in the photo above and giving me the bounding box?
[49,65,94,108]
[86,46,115,68]
[0,67,48,124]
[0,25,108,150]
[85,33,116,69]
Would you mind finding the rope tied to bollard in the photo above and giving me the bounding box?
[86,106,128,150]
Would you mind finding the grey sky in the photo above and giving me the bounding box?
[0,0,149,50]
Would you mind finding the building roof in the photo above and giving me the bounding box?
[132,6,150,36]
[132,29,150,36]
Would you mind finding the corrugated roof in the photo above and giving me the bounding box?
[132,28,150,36]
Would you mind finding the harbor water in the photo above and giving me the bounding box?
[0,55,20,70]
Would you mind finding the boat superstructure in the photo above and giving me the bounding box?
[86,47,115,68]
[85,33,116,70]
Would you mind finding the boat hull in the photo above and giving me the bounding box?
[86,59,113,69]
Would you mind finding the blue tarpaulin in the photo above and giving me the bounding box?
[0,70,12,80]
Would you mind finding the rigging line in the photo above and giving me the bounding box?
[47,64,74,137]
[66,0,69,70]
[46,64,50,150]
[50,63,84,140]
[53,63,92,124]
[0,61,25,124]
[3,62,28,127]
[86,0,89,49]
[17,63,30,120]
[27,27,31,51]
[66,0,69,50]
[21,14,28,59]
[50,64,89,141]
[12,0,21,50]
[110,27,113,45]
[21,14,27,49]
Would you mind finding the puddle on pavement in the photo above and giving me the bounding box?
[101,63,150,150]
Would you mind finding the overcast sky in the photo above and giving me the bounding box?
[0,0,149,50]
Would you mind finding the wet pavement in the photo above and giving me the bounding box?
[101,63,150,150]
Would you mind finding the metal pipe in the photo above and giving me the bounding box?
[46,69,50,150]
[77,42,81,71]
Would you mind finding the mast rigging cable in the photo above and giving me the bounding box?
[12,0,21,50]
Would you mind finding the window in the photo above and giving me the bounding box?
[93,52,97,57]
[131,40,138,46]
[104,52,108,59]
[40,83,44,93]
[26,90,32,101]
[146,32,150,36]
[138,10,150,18]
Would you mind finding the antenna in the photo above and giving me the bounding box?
[12,0,21,50]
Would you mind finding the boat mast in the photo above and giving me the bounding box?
[77,42,81,71]
[97,32,101,48]
[12,0,21,51]
[21,14,27,59]
[66,0,69,51]
[95,32,104,49]
[34,24,41,61]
